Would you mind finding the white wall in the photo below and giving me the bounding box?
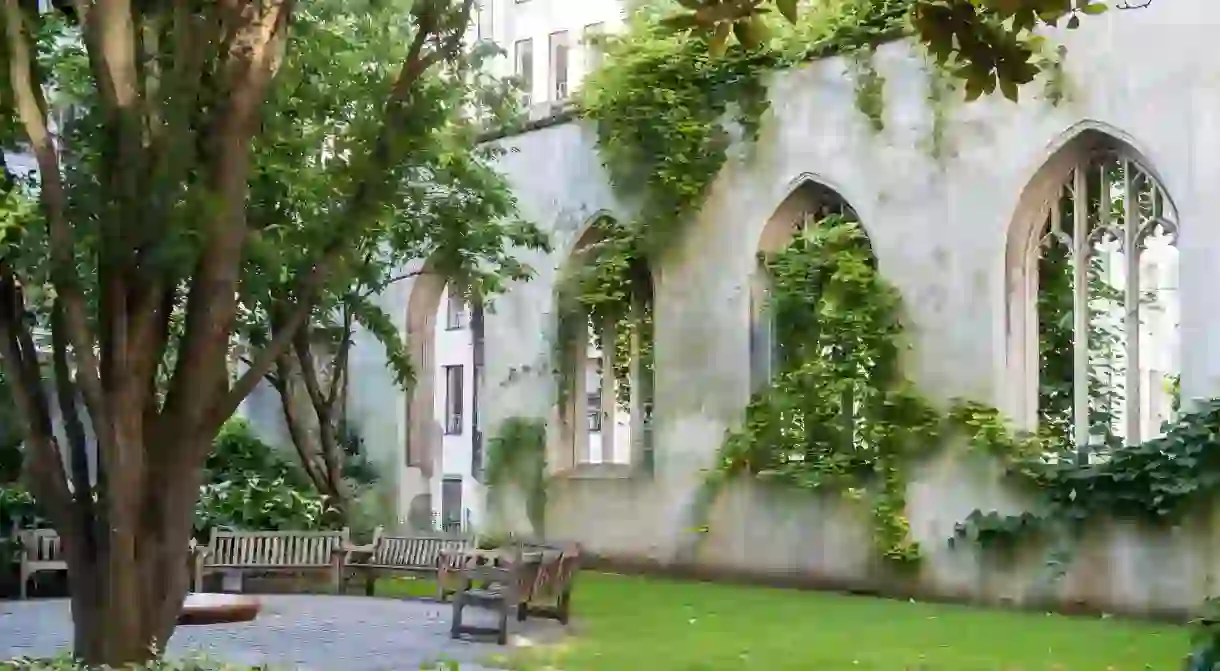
[430,285,483,529]
[466,0,626,106]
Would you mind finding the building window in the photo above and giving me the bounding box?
[582,23,605,73]
[1019,146,1180,462]
[475,1,492,41]
[587,393,602,432]
[549,31,569,100]
[445,291,467,330]
[514,38,533,105]
[471,372,483,480]
[443,365,464,435]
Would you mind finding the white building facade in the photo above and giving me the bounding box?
[467,0,627,115]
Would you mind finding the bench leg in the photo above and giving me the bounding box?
[516,601,528,622]
[450,592,465,639]
[331,555,344,595]
[497,599,509,645]
[18,567,28,600]
[557,589,572,625]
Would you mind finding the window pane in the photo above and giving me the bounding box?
[515,39,533,104]
[445,365,464,435]
[550,31,569,100]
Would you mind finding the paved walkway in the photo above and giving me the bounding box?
[0,595,562,670]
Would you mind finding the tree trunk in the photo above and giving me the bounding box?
[59,436,205,666]
[274,353,350,524]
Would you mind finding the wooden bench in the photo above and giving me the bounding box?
[339,526,474,596]
[17,529,65,600]
[449,541,582,644]
[191,527,351,593]
[518,541,581,625]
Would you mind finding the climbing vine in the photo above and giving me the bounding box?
[560,0,914,406]
[717,216,941,562]
[484,417,549,535]
[849,48,886,132]
[561,0,1213,578]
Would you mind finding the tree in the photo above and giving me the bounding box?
[234,0,546,525]
[663,0,1117,99]
[0,0,489,664]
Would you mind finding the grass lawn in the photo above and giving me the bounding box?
[378,572,1190,670]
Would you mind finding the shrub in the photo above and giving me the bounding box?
[205,419,309,488]
[193,418,334,539]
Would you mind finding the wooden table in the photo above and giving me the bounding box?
[177,593,262,625]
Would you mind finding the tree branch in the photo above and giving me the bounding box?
[163,0,296,441]
[1,0,110,450]
[0,267,75,533]
[324,306,353,413]
[207,1,476,429]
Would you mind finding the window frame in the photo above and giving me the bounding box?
[443,364,465,435]
[549,30,570,101]
[445,291,467,330]
[514,38,534,105]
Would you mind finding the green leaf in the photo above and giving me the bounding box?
[709,22,732,56]
[1081,2,1108,15]
[999,76,1019,102]
[776,0,798,23]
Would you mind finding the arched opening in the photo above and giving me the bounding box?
[732,179,885,477]
[1007,131,1179,462]
[405,268,487,532]
[750,180,862,390]
[403,266,446,530]
[554,216,655,473]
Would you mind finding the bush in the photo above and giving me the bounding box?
[0,419,339,544]
[205,419,309,488]
[193,419,335,540]
[193,477,333,539]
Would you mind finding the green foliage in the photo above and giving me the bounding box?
[205,419,309,487]
[717,216,940,562]
[951,399,1220,549]
[239,0,549,393]
[567,0,912,401]
[849,48,886,132]
[484,417,548,535]
[195,419,334,539]
[663,0,1107,104]
[1187,597,1220,671]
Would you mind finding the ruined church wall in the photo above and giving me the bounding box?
[344,0,1220,614]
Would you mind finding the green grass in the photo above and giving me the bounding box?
[378,572,1191,670]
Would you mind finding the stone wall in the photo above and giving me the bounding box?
[328,0,1220,613]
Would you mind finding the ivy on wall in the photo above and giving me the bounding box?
[485,417,549,534]
[560,0,1208,575]
[718,216,941,562]
[559,0,913,405]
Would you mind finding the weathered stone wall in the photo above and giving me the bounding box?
[330,0,1220,613]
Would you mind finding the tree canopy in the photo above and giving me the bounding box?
[0,0,541,664]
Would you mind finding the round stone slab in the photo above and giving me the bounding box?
[178,593,261,626]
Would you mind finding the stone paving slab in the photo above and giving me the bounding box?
[0,595,562,670]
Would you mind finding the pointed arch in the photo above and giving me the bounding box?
[553,214,655,474]
[750,178,866,390]
[1005,127,1180,459]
